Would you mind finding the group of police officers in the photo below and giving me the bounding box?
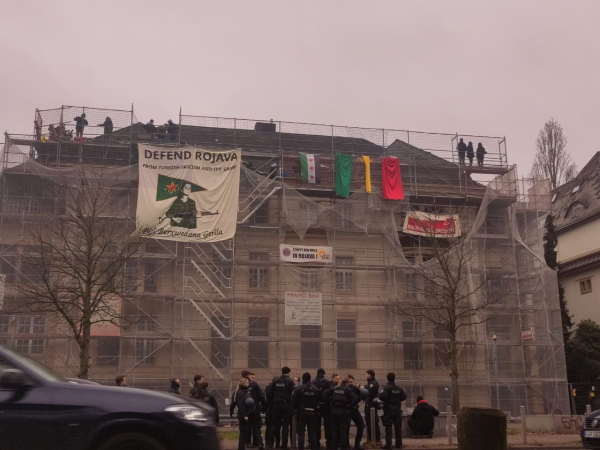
[231,367,408,450]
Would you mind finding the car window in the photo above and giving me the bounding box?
[0,348,63,382]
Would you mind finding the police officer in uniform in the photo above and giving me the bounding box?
[249,372,266,449]
[347,375,365,450]
[323,376,359,450]
[378,372,407,449]
[312,368,333,449]
[364,370,381,443]
[292,372,320,450]
[264,376,280,449]
[266,366,295,450]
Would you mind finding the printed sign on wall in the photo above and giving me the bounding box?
[285,292,323,325]
[279,244,333,263]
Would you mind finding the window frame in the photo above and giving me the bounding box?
[580,278,593,295]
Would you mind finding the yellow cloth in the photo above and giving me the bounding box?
[362,156,372,193]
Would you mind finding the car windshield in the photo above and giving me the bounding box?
[1,347,64,382]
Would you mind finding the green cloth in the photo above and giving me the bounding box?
[156,174,205,201]
[165,197,198,229]
[335,153,353,197]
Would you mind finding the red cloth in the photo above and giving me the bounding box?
[382,157,404,200]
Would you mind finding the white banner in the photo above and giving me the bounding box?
[285,292,322,325]
[279,244,333,263]
[136,145,241,242]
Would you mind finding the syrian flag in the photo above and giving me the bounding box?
[156,174,206,201]
[300,153,322,184]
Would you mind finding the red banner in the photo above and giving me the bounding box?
[403,211,461,237]
[381,157,404,200]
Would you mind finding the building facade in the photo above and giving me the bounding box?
[0,105,569,416]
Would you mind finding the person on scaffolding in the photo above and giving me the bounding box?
[98,116,113,135]
[466,141,475,166]
[144,119,157,139]
[476,142,487,167]
[456,138,467,165]
[74,113,88,138]
[167,119,179,142]
[165,182,198,229]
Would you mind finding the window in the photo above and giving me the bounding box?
[0,316,10,333]
[299,202,317,213]
[434,324,450,340]
[213,265,232,288]
[335,204,352,228]
[580,278,592,294]
[301,325,321,368]
[96,336,119,366]
[403,321,422,338]
[487,315,514,341]
[249,202,269,224]
[135,339,156,365]
[0,256,16,283]
[337,319,356,369]
[301,272,320,289]
[125,259,139,290]
[437,387,452,411]
[211,316,230,369]
[0,338,9,346]
[137,316,156,333]
[248,318,269,368]
[18,316,45,334]
[566,202,586,218]
[403,342,422,370]
[335,257,354,291]
[434,344,451,369]
[144,261,157,293]
[15,339,44,354]
[249,253,269,288]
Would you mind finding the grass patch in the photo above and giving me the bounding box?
[218,431,240,440]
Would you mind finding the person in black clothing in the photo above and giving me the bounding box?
[313,368,333,450]
[266,367,295,450]
[236,377,252,450]
[98,117,113,135]
[74,113,88,137]
[167,119,179,142]
[115,375,126,387]
[378,372,407,450]
[248,372,266,449]
[363,370,381,444]
[323,376,359,450]
[189,374,205,398]
[193,381,220,424]
[264,375,281,449]
[143,119,157,139]
[476,143,487,167]
[457,138,467,165]
[408,396,439,438]
[466,141,475,166]
[292,372,320,450]
[347,375,365,450]
[168,378,181,395]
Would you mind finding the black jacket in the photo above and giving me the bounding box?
[168,380,181,395]
[476,144,487,159]
[411,400,439,430]
[267,375,295,405]
[235,385,251,418]
[249,380,266,410]
[323,384,359,410]
[74,116,88,130]
[313,376,333,410]
[466,143,475,158]
[365,377,379,405]
[98,118,113,134]
[378,381,407,409]
[292,382,321,412]
[195,388,220,424]
[457,141,467,156]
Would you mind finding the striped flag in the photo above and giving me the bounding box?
[300,153,322,184]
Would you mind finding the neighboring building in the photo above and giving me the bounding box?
[553,152,600,326]
[0,105,569,415]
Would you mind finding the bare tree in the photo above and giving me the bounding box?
[384,213,506,413]
[9,174,143,379]
[530,118,578,189]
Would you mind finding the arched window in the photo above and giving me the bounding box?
[566,201,586,218]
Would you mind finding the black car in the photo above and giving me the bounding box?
[0,345,219,450]
[582,411,600,448]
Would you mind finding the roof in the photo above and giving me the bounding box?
[560,250,600,277]
[552,152,600,232]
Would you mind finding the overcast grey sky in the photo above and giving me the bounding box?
[1,1,598,174]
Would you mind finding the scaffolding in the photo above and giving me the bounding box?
[0,105,568,416]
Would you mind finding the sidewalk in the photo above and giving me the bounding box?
[218,433,582,449]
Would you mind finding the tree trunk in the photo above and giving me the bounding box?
[450,334,460,413]
[77,322,91,379]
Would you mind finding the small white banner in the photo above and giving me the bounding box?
[285,292,323,325]
[279,244,333,263]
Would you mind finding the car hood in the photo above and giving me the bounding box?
[47,381,204,414]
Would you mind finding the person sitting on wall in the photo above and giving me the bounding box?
[408,396,439,438]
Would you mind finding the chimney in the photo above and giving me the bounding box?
[254,121,276,133]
